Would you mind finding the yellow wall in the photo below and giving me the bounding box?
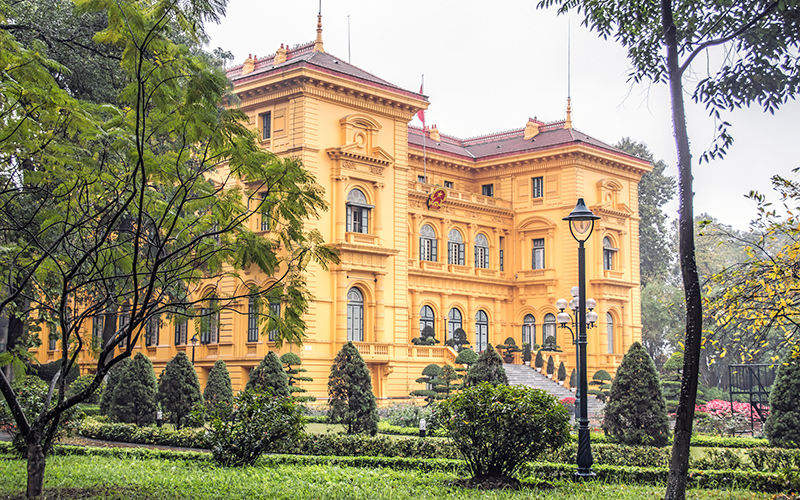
[34,42,650,402]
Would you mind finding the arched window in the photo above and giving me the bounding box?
[543,313,556,344]
[475,310,489,352]
[603,237,618,271]
[448,229,464,265]
[420,305,435,336]
[522,314,536,345]
[346,287,364,342]
[607,312,614,353]
[447,308,463,341]
[474,233,489,269]
[346,188,372,234]
[419,224,437,262]
[174,316,187,345]
[268,300,281,342]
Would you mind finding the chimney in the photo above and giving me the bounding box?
[274,44,287,65]
[524,118,540,140]
[242,54,255,75]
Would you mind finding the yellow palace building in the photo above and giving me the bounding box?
[36,19,651,401]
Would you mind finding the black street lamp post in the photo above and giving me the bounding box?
[191,334,198,364]
[563,198,600,479]
[556,287,598,424]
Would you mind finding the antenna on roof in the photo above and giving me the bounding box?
[565,19,573,130]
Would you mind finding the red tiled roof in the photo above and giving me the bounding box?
[227,43,425,101]
[408,125,634,163]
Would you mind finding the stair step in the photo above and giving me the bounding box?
[503,363,605,417]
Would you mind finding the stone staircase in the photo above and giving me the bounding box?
[503,363,605,420]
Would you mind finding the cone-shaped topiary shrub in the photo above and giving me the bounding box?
[569,368,577,389]
[535,350,544,370]
[557,362,567,382]
[765,352,800,448]
[602,342,670,446]
[281,352,315,402]
[522,343,532,363]
[100,357,131,416]
[158,351,203,428]
[109,353,158,425]
[546,355,555,377]
[328,341,378,435]
[465,344,508,386]
[246,352,290,397]
[204,359,233,406]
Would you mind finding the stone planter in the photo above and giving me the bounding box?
[536,367,542,372]
[524,361,530,366]
[546,374,552,379]
[570,387,577,393]
[558,380,564,386]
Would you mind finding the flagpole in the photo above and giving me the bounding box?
[421,74,427,184]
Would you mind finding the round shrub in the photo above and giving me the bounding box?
[765,352,800,448]
[436,383,570,480]
[202,389,303,467]
[602,342,670,446]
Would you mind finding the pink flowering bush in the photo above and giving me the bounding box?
[694,399,769,435]
[559,397,576,406]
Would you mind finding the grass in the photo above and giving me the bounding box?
[0,454,776,500]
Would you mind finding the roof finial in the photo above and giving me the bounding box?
[314,2,324,52]
[564,20,573,129]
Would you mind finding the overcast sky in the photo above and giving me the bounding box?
[205,1,800,231]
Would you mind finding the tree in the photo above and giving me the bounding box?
[433,364,460,399]
[157,352,202,428]
[616,138,676,287]
[280,352,314,402]
[0,0,336,495]
[454,348,478,384]
[535,350,545,371]
[537,0,800,496]
[465,344,508,386]
[495,336,522,361]
[445,327,470,352]
[99,357,130,416]
[602,342,670,446]
[764,353,800,448]
[328,341,378,435]
[204,359,233,406]
[546,355,555,378]
[108,353,157,426]
[410,363,442,403]
[588,370,612,402]
[245,352,290,397]
[557,361,567,383]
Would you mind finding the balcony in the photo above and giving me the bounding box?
[351,342,391,362]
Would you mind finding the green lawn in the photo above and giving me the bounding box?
[0,454,775,500]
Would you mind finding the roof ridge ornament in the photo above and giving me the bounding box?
[314,7,325,53]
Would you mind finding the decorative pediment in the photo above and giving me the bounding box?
[594,178,633,218]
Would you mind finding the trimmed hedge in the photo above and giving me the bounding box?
[79,420,207,449]
[274,433,461,460]
[2,441,794,493]
[377,421,446,437]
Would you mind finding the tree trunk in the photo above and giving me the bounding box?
[26,431,46,499]
[662,1,703,499]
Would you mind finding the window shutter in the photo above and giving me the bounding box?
[361,209,368,233]
[346,206,352,232]
[459,243,464,265]
[432,239,437,261]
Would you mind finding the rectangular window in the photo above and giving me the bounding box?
[420,237,437,261]
[499,249,504,272]
[481,184,494,197]
[48,325,57,351]
[145,316,159,347]
[417,175,427,183]
[260,193,271,232]
[499,237,505,272]
[448,242,465,265]
[118,312,129,348]
[247,297,259,342]
[444,181,453,189]
[532,176,544,198]
[475,247,488,269]
[532,238,545,269]
[200,308,218,344]
[261,111,271,140]
[268,301,281,342]
[92,316,104,346]
[174,318,187,345]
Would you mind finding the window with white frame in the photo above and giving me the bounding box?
[475,310,489,352]
[603,237,618,271]
[532,176,544,198]
[474,233,489,269]
[532,238,545,269]
[543,313,556,343]
[481,184,494,197]
[447,308,462,341]
[419,305,435,336]
[419,224,437,261]
[346,287,364,342]
[346,188,372,234]
[522,314,536,345]
[607,312,614,353]
[448,229,465,265]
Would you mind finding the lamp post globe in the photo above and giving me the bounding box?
[563,198,600,479]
